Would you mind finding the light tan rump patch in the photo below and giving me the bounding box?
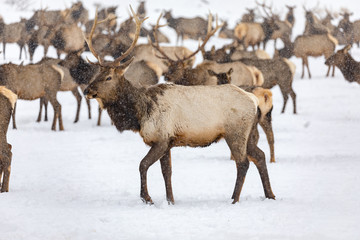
[0,86,17,109]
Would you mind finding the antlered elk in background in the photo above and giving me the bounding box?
[325,45,360,84]
[83,7,275,204]
[0,62,64,131]
[163,10,208,44]
[0,87,16,193]
[234,2,279,50]
[293,33,338,79]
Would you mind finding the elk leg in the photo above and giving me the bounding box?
[280,88,289,114]
[48,94,64,131]
[86,98,91,119]
[247,146,275,200]
[18,44,23,60]
[36,97,45,122]
[1,162,11,193]
[44,45,49,58]
[160,150,174,204]
[71,88,82,123]
[290,88,297,114]
[259,118,275,163]
[139,142,169,204]
[44,98,48,121]
[326,65,331,77]
[23,45,28,59]
[97,107,102,126]
[11,102,17,129]
[301,58,305,79]
[225,133,249,203]
[304,57,311,79]
[3,42,5,59]
[332,65,335,77]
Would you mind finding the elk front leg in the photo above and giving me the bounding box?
[160,150,174,204]
[139,142,169,204]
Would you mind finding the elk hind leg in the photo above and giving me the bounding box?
[247,144,275,199]
[160,150,175,204]
[48,94,64,131]
[225,133,250,204]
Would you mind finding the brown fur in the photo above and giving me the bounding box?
[0,87,16,192]
[293,34,338,79]
[240,58,296,114]
[325,45,360,84]
[163,10,208,44]
[36,57,91,123]
[84,66,275,204]
[0,62,64,130]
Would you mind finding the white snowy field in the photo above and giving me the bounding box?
[1,0,360,239]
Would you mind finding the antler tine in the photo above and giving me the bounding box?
[83,9,103,65]
[113,5,148,65]
[182,12,223,61]
[148,13,175,62]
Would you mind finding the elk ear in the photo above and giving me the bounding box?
[162,60,170,67]
[227,68,233,75]
[344,44,352,53]
[211,46,216,54]
[208,70,216,76]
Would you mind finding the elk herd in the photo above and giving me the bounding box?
[0,1,359,204]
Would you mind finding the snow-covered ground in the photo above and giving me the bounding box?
[1,0,360,239]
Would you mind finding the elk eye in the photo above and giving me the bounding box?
[106,76,112,81]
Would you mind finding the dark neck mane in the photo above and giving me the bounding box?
[103,79,143,132]
[337,55,360,83]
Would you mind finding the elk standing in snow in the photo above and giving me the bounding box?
[83,8,275,204]
[0,87,17,192]
[0,62,64,130]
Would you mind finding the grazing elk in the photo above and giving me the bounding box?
[0,86,16,193]
[293,33,338,79]
[325,45,360,84]
[83,8,275,204]
[163,10,208,44]
[0,62,64,130]
[240,58,296,114]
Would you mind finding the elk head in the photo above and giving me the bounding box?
[325,44,351,67]
[83,6,147,107]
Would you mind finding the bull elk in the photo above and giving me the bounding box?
[83,7,275,204]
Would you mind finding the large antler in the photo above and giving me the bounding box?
[182,13,223,61]
[84,5,147,67]
[150,12,223,62]
[148,13,174,62]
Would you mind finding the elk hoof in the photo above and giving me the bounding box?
[141,196,154,205]
[266,194,276,200]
